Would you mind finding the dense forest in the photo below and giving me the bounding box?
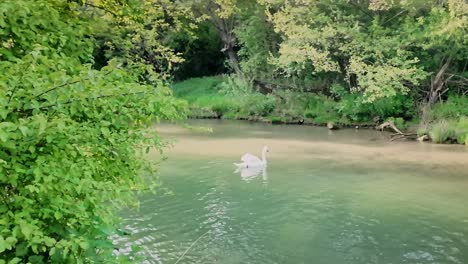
[0,0,467,263]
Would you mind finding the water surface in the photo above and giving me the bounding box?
[116,120,468,264]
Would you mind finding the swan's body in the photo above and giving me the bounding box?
[234,146,269,169]
[236,166,267,182]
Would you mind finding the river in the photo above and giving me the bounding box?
[115,119,468,264]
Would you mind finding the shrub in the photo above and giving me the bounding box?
[0,1,186,262]
[211,99,241,116]
[270,116,285,124]
[244,94,276,116]
[386,117,408,130]
[303,95,338,124]
[455,117,468,145]
[431,95,468,120]
[172,76,225,99]
[219,75,253,96]
[337,93,415,122]
[429,120,457,143]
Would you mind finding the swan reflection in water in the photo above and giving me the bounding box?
[235,166,267,182]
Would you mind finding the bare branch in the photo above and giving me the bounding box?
[382,10,407,26]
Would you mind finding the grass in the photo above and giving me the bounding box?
[172,76,225,99]
[171,76,241,117]
[455,117,468,145]
[429,120,456,143]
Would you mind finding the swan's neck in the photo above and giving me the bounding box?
[262,149,267,164]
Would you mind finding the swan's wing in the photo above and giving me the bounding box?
[240,153,262,164]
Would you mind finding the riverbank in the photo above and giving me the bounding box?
[171,76,468,145]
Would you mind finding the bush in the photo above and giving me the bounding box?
[303,95,339,124]
[0,1,186,262]
[337,93,415,122]
[386,117,408,130]
[243,94,276,116]
[219,75,253,96]
[455,117,468,145]
[172,76,225,99]
[429,120,457,143]
[431,95,468,120]
[211,99,241,116]
[270,116,285,124]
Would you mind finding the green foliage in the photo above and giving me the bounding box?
[430,95,468,120]
[269,116,285,124]
[337,93,415,122]
[88,0,193,78]
[235,4,278,80]
[242,94,276,116]
[0,0,187,262]
[455,117,468,145]
[218,75,253,95]
[173,76,275,118]
[256,0,467,103]
[386,117,408,131]
[429,120,457,143]
[169,22,227,80]
[172,76,226,99]
[172,76,244,116]
[177,0,468,143]
[303,95,337,124]
[174,76,417,126]
[0,0,93,62]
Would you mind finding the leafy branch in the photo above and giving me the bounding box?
[34,71,112,99]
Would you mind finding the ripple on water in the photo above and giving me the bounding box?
[114,121,468,263]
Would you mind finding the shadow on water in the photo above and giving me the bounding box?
[115,120,468,264]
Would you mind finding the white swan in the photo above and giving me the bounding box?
[234,146,270,169]
[236,166,267,182]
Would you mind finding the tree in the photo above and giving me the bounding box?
[188,0,244,75]
[0,0,186,262]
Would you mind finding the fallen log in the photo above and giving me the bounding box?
[390,133,418,141]
[376,121,403,134]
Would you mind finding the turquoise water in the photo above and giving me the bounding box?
[115,120,468,264]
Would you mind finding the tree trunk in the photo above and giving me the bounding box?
[223,44,241,75]
[212,14,243,76]
[420,59,452,128]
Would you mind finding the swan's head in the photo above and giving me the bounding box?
[263,146,270,153]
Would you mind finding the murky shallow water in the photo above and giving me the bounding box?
[115,120,468,264]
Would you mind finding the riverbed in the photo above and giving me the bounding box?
[115,119,468,264]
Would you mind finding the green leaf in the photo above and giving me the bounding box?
[15,242,28,257]
[0,109,8,120]
[37,116,47,135]
[79,241,89,250]
[19,221,34,239]
[7,258,21,264]
[0,129,8,142]
[54,211,62,220]
[0,236,6,253]
[43,237,56,247]
[18,125,29,137]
